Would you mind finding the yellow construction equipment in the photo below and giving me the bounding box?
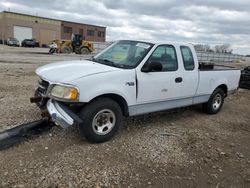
[55,34,94,54]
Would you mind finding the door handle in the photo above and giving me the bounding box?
[175,77,183,83]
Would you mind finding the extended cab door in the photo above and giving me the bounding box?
[133,44,198,115]
[178,45,199,100]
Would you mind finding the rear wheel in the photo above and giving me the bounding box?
[203,88,224,114]
[80,47,90,54]
[79,98,122,143]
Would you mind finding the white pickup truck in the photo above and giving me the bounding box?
[32,40,241,143]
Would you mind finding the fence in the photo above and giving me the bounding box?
[196,51,246,63]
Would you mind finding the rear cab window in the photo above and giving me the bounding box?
[180,46,195,70]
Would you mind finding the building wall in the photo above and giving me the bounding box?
[61,21,106,42]
[1,12,61,45]
[0,11,106,45]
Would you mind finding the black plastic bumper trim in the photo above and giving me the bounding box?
[56,101,83,124]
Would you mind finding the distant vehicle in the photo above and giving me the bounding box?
[31,40,241,143]
[55,34,94,54]
[239,66,250,89]
[7,37,20,47]
[48,41,59,54]
[21,39,39,47]
[32,39,40,47]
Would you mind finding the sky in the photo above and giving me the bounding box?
[0,0,250,55]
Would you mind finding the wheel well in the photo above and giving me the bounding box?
[90,94,129,117]
[217,84,228,97]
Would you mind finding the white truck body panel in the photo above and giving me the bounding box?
[196,69,240,96]
[70,69,136,106]
[36,41,241,118]
[36,60,119,83]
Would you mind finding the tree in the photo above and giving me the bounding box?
[194,44,212,52]
[214,44,233,54]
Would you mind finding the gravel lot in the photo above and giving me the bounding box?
[0,45,250,187]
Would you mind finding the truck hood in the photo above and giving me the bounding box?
[36,60,119,83]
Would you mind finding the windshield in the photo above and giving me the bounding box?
[93,40,153,69]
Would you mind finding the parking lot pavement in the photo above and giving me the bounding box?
[0,46,250,187]
[0,45,93,64]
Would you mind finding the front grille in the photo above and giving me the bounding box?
[37,79,50,96]
[40,79,49,88]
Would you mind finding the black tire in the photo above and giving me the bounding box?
[49,48,55,54]
[61,46,72,54]
[74,47,81,54]
[79,98,122,143]
[80,47,90,54]
[203,88,225,114]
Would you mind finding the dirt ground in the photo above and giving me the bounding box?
[0,45,250,188]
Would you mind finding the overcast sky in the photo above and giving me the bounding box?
[1,0,250,54]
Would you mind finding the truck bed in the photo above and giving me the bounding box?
[197,63,241,96]
[199,63,239,71]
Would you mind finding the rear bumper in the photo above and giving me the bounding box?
[47,99,75,128]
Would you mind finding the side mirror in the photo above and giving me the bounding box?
[141,61,162,72]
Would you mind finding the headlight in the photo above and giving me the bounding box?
[50,85,79,101]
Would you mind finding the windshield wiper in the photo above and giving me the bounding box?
[89,57,116,66]
[95,58,121,68]
[91,58,132,69]
[102,59,133,68]
[102,59,115,65]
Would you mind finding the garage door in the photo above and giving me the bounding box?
[13,26,32,43]
[40,29,56,45]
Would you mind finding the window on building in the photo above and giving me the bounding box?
[147,45,178,71]
[180,46,195,70]
[64,26,72,33]
[98,31,105,37]
[87,30,95,36]
[79,29,83,36]
[98,31,102,37]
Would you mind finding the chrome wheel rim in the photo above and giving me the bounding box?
[212,93,222,110]
[92,109,116,135]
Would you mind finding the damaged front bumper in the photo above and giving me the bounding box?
[46,99,83,129]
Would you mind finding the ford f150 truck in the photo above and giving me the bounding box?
[31,40,241,143]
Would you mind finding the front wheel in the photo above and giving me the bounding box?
[79,98,122,143]
[61,46,72,54]
[203,88,225,114]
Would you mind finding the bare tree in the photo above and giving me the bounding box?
[194,44,213,52]
[215,44,233,54]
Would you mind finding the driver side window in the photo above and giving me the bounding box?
[147,45,178,71]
